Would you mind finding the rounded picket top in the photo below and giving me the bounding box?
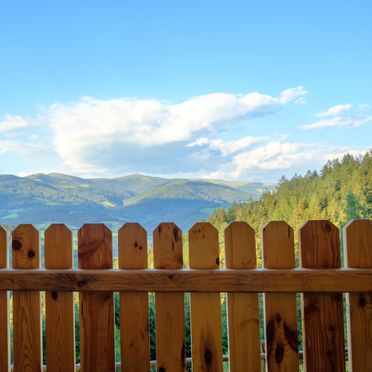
[343,219,372,268]
[154,222,182,242]
[78,223,112,239]
[300,220,340,268]
[12,224,40,269]
[153,222,183,269]
[225,221,255,235]
[78,223,112,269]
[13,223,38,235]
[45,223,71,235]
[44,224,73,269]
[0,225,8,268]
[344,218,372,231]
[118,223,147,269]
[119,222,147,236]
[224,221,256,269]
[263,221,295,269]
[189,221,218,240]
[188,222,219,269]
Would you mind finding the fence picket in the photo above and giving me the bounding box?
[300,220,345,371]
[189,222,223,372]
[225,222,261,372]
[78,224,115,372]
[154,223,186,371]
[345,219,372,372]
[45,224,75,372]
[119,223,150,372]
[263,221,299,371]
[0,226,9,372]
[12,224,42,372]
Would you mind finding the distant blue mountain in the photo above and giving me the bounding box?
[0,173,273,231]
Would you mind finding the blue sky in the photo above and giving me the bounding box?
[0,0,371,181]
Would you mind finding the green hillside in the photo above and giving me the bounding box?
[209,151,372,260]
[0,173,271,230]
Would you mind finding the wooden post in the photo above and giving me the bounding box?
[344,219,372,372]
[0,226,9,372]
[12,224,42,372]
[119,223,150,372]
[189,222,223,372]
[225,222,261,372]
[78,224,115,372]
[154,222,186,371]
[263,221,299,371]
[300,220,345,371]
[45,224,75,372]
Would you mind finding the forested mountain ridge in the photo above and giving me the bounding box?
[209,151,372,246]
[0,172,271,230]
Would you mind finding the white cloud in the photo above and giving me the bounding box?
[205,141,366,180]
[0,114,30,135]
[278,86,308,104]
[48,88,306,172]
[300,115,372,130]
[0,140,53,158]
[317,104,352,117]
[208,136,266,156]
[3,87,365,182]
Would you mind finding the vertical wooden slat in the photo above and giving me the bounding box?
[154,223,185,371]
[263,221,299,371]
[189,222,223,372]
[225,222,260,372]
[12,224,42,372]
[0,226,9,372]
[300,220,345,372]
[119,223,150,372]
[45,224,75,372]
[78,224,115,372]
[344,219,372,372]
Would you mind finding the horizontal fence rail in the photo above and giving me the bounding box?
[0,219,371,372]
[1,268,372,292]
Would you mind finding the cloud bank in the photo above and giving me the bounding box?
[48,87,307,173]
[0,87,368,181]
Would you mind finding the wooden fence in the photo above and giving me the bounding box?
[0,219,371,372]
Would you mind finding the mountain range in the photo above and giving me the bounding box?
[0,173,273,231]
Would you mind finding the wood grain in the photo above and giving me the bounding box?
[189,222,223,372]
[1,268,372,292]
[45,224,75,372]
[78,224,115,372]
[344,220,372,372]
[12,224,42,372]
[225,222,260,372]
[263,221,299,372]
[119,223,150,372]
[0,226,9,372]
[154,223,186,372]
[300,220,345,372]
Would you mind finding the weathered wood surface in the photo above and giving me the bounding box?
[154,223,186,371]
[78,224,115,372]
[345,220,372,372]
[119,223,150,372]
[0,226,9,372]
[225,222,260,372]
[300,220,345,372]
[1,268,372,292]
[12,224,42,372]
[263,221,299,371]
[189,222,223,372]
[45,224,75,372]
